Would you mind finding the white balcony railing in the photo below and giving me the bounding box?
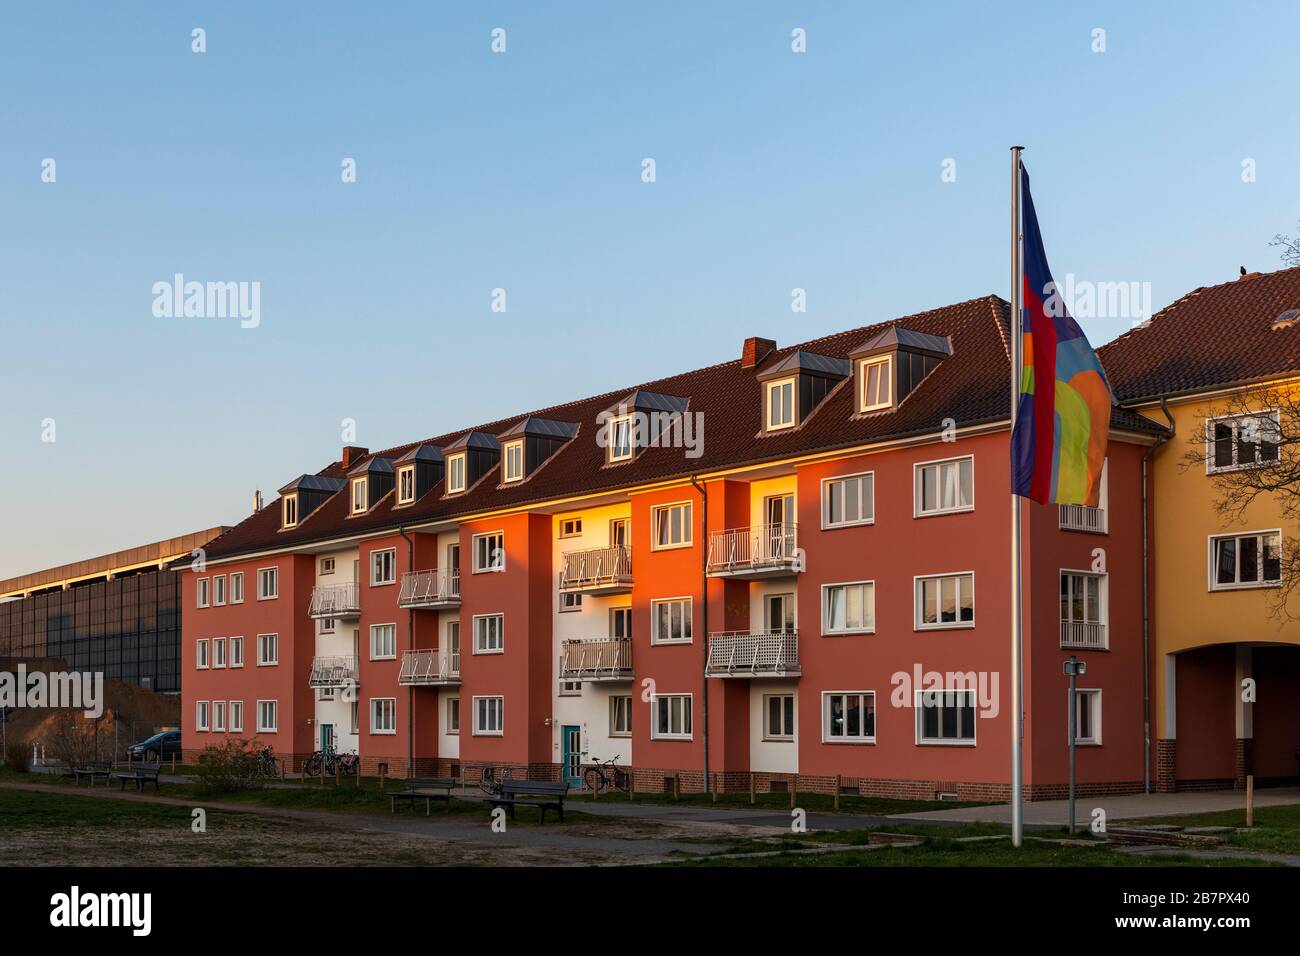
[559,638,633,681]
[559,546,633,592]
[398,569,461,608]
[308,583,361,619]
[706,523,799,576]
[706,631,800,677]
[1059,504,1106,534]
[397,648,461,685]
[1060,621,1107,650]
[309,655,358,688]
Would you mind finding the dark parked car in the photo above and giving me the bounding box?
[126,730,181,761]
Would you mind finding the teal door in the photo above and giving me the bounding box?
[320,723,334,752]
[562,726,582,788]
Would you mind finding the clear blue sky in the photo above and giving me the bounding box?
[1,1,1297,578]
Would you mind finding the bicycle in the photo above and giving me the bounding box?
[583,755,629,794]
[478,765,514,796]
[254,746,279,778]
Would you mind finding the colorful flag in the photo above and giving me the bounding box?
[1011,163,1115,506]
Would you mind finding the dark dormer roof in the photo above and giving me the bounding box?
[602,389,689,417]
[278,474,346,495]
[347,456,395,477]
[850,326,952,360]
[500,417,579,440]
[756,350,850,382]
[445,430,501,453]
[395,443,444,465]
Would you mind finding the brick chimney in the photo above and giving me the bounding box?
[741,336,777,369]
[341,445,370,469]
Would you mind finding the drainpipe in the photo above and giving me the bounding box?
[399,525,415,778]
[1140,398,1175,794]
[689,475,709,794]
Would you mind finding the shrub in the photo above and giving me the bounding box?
[3,740,29,773]
[191,738,266,794]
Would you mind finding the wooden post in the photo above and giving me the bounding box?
[335,762,341,787]
[711,772,718,803]
[790,773,797,810]
[379,763,387,791]
[749,773,756,806]
[628,770,635,802]
[1246,774,1255,827]
[171,753,176,774]
[834,775,841,812]
[279,758,286,781]
[672,773,680,801]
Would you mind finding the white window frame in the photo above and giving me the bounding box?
[821,691,875,744]
[1208,529,1283,591]
[229,636,244,668]
[1206,410,1280,475]
[371,547,397,586]
[350,477,368,515]
[763,693,796,741]
[559,517,583,538]
[765,377,797,431]
[607,414,636,463]
[212,574,226,607]
[914,572,976,630]
[229,700,244,733]
[195,639,209,670]
[473,613,504,654]
[1074,689,1102,745]
[610,695,633,737]
[370,697,397,735]
[650,501,693,550]
[320,557,335,575]
[503,439,525,483]
[213,700,226,733]
[446,453,467,494]
[1060,569,1109,636]
[821,581,875,636]
[282,493,299,528]
[257,567,278,600]
[914,455,975,517]
[472,695,504,736]
[447,697,460,734]
[650,693,693,740]
[212,637,226,669]
[370,623,397,660]
[915,688,978,746]
[821,471,874,529]
[195,701,210,732]
[319,617,336,635]
[858,355,893,412]
[397,464,416,504]
[650,597,693,645]
[256,632,279,666]
[472,531,505,573]
[256,700,278,734]
[230,572,244,604]
[197,578,210,609]
[559,590,582,613]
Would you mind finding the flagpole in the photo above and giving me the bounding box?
[1009,146,1025,848]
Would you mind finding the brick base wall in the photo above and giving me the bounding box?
[1155,738,1176,792]
[1234,737,1253,789]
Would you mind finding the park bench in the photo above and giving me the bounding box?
[488,780,570,824]
[389,777,456,815]
[72,761,113,787]
[111,764,161,792]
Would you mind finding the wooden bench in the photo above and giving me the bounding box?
[389,777,456,815]
[72,762,113,787]
[111,764,161,792]
[489,780,570,824]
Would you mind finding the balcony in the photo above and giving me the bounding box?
[1059,504,1106,534]
[397,648,461,686]
[1060,621,1107,651]
[559,546,633,595]
[308,583,360,620]
[706,631,800,678]
[397,569,461,610]
[308,655,358,689]
[559,638,633,681]
[706,523,800,579]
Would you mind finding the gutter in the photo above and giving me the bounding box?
[399,525,415,779]
[1140,398,1175,793]
[689,474,709,795]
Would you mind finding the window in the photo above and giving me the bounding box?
[447,697,460,734]
[195,639,209,669]
[472,532,505,572]
[212,575,226,606]
[230,636,244,668]
[559,591,582,613]
[230,700,244,733]
[610,696,632,736]
[257,633,279,666]
[822,691,875,742]
[917,689,977,744]
[1059,459,1109,533]
[212,638,226,669]
[446,453,467,493]
[256,700,278,733]
[350,701,359,735]
[350,477,368,514]
[473,614,504,653]
[230,572,244,604]
[473,696,504,735]
[559,677,582,696]
[610,606,632,639]
[859,356,892,412]
[651,598,692,644]
[213,701,226,733]
[764,694,796,740]
[370,623,396,660]
[370,698,396,735]
[446,621,461,672]
[651,694,692,739]
[197,578,210,608]
[195,701,210,731]
[503,440,525,483]
[447,543,461,593]
[765,378,796,431]
[915,456,974,516]
[371,547,397,586]
[397,465,416,504]
[915,573,975,629]
[651,502,692,549]
[559,517,583,538]
[822,582,875,635]
[610,517,630,548]
[608,414,635,462]
[257,567,278,600]
[1210,531,1282,589]
[1060,571,1107,645]
[1074,690,1102,745]
[320,557,335,575]
[282,494,299,528]
[1207,411,1279,473]
[318,687,336,702]
[319,617,336,635]
[822,472,873,528]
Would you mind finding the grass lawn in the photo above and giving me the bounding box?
[567,788,989,815]
[1118,802,1300,855]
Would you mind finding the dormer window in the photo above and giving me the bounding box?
[608,415,635,462]
[281,494,299,529]
[350,477,368,514]
[503,440,525,483]
[765,378,796,431]
[859,356,893,412]
[397,465,416,504]
[447,453,467,494]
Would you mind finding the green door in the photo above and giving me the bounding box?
[320,723,334,752]
[562,726,582,788]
